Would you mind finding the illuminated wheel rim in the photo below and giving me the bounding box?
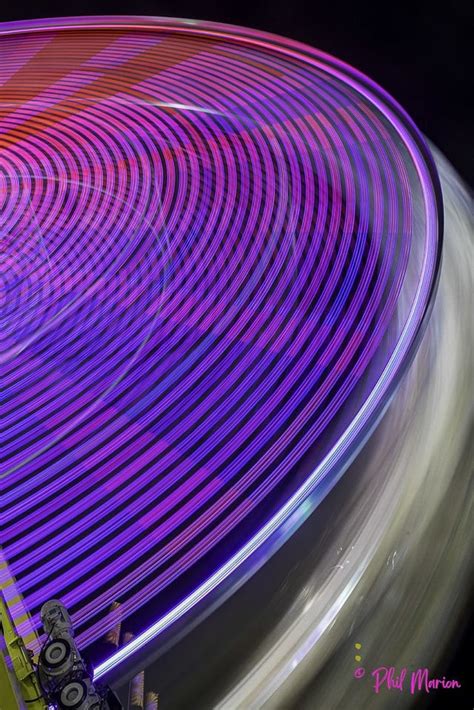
[0,16,442,674]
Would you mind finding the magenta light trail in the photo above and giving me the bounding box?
[0,16,442,676]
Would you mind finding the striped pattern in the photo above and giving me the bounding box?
[0,17,441,668]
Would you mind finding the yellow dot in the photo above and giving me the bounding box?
[355,643,362,649]
[355,655,362,662]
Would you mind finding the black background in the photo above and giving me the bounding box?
[1,1,471,706]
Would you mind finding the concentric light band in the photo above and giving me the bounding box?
[0,16,441,675]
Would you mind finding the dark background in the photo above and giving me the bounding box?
[1,0,472,185]
[1,1,471,706]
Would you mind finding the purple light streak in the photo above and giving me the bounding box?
[0,16,441,674]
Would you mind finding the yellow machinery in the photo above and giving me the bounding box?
[0,591,46,710]
[1,593,123,710]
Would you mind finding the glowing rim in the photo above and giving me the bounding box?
[0,16,442,678]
